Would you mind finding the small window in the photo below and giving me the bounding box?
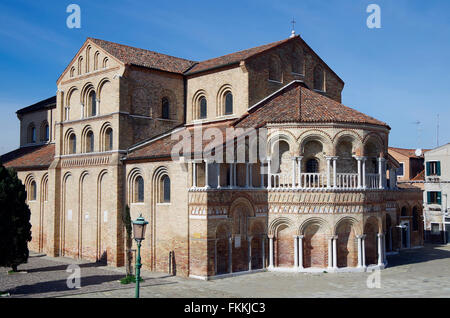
[86,131,94,153]
[397,163,404,177]
[224,92,233,115]
[428,191,442,205]
[306,158,319,173]
[29,181,37,201]
[30,126,36,143]
[104,128,113,151]
[162,97,170,119]
[199,97,207,119]
[427,161,441,176]
[162,176,170,203]
[103,57,109,68]
[69,134,76,154]
[401,207,408,217]
[88,91,97,117]
[44,124,49,142]
[135,176,144,203]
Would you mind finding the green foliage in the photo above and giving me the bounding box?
[122,205,133,276]
[0,164,32,271]
[119,275,143,285]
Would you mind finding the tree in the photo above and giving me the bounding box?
[0,164,32,272]
[122,205,133,277]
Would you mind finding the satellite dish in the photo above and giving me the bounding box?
[415,148,423,157]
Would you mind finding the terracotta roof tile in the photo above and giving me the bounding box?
[89,38,197,74]
[388,147,431,158]
[1,144,55,170]
[234,81,389,128]
[185,38,292,75]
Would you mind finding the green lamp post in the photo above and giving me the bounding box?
[132,214,148,298]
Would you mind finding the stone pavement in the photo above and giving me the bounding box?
[1,244,450,298]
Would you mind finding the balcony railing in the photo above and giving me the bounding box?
[270,172,381,190]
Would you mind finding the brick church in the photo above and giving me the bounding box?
[1,32,424,279]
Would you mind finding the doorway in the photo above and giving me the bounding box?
[401,220,410,249]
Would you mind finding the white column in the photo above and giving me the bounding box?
[291,157,297,188]
[361,235,366,267]
[262,236,266,268]
[248,236,253,271]
[245,163,250,188]
[293,235,299,268]
[297,156,303,189]
[362,157,367,189]
[378,158,386,189]
[355,157,362,189]
[260,162,265,188]
[228,236,233,273]
[204,160,210,189]
[268,235,274,268]
[267,158,272,189]
[328,237,333,269]
[377,233,384,265]
[325,156,332,188]
[192,162,197,188]
[217,163,221,189]
[298,235,304,269]
[357,235,363,268]
[332,157,338,188]
[332,235,338,269]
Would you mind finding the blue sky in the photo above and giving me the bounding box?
[0,0,449,154]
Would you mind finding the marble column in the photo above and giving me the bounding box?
[325,156,332,188]
[357,235,363,268]
[362,157,367,189]
[297,156,303,189]
[332,157,338,188]
[228,236,233,273]
[204,159,210,189]
[262,235,266,269]
[248,236,253,271]
[361,235,366,267]
[192,162,197,188]
[268,235,274,268]
[378,158,386,189]
[377,233,384,265]
[332,235,338,269]
[298,235,304,269]
[328,237,333,269]
[267,158,272,189]
[291,157,297,188]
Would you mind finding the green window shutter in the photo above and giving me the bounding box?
[427,192,431,204]
[437,161,441,176]
[426,162,430,176]
[437,192,442,205]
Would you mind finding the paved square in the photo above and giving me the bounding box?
[1,244,449,298]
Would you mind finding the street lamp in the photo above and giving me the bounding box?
[133,214,148,298]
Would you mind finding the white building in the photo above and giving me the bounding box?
[423,143,450,244]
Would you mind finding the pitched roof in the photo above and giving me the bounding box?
[185,38,292,75]
[89,38,197,74]
[388,147,430,159]
[234,81,389,128]
[16,96,56,116]
[1,144,55,170]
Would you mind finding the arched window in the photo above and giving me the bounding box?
[40,121,49,142]
[224,92,233,115]
[70,66,75,78]
[269,56,282,82]
[29,180,37,201]
[102,57,109,68]
[412,207,419,231]
[88,91,97,117]
[86,131,94,153]
[68,133,76,154]
[401,207,407,217]
[135,176,144,203]
[306,158,319,173]
[199,97,207,119]
[161,97,170,119]
[104,128,113,151]
[292,47,304,74]
[28,124,36,143]
[161,176,171,203]
[78,56,84,75]
[313,65,325,91]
